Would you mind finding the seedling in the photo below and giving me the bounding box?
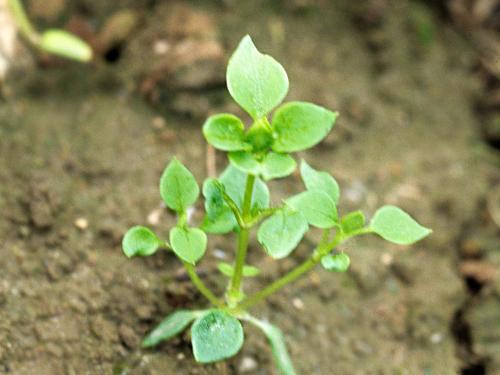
[122,35,431,374]
[7,0,92,62]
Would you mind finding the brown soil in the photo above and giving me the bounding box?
[1,0,499,374]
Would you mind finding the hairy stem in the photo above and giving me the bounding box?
[183,262,222,307]
[237,232,344,311]
[228,174,255,303]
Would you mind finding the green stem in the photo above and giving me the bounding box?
[221,191,245,228]
[227,174,255,303]
[237,232,344,311]
[7,0,39,44]
[183,262,222,307]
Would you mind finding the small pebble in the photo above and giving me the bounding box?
[213,249,227,259]
[430,332,443,344]
[147,207,163,226]
[239,356,258,372]
[292,297,305,310]
[74,217,88,230]
[152,116,166,129]
[380,253,393,266]
[154,39,170,55]
[177,353,185,360]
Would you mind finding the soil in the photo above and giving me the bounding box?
[1,0,499,374]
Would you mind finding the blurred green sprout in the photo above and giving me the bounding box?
[122,35,431,374]
[7,0,92,62]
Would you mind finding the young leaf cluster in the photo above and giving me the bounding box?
[122,35,431,374]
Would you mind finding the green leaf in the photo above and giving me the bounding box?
[217,262,261,277]
[228,151,261,176]
[122,226,161,258]
[201,208,237,234]
[170,227,207,264]
[160,159,199,213]
[202,178,225,219]
[228,151,296,180]
[341,210,366,235]
[272,102,338,152]
[261,153,297,180]
[142,310,203,348]
[39,29,92,62]
[191,310,244,363]
[220,165,269,211]
[203,114,251,151]
[226,35,289,119]
[321,253,350,272]
[245,317,297,375]
[201,178,237,234]
[286,191,338,228]
[300,160,340,203]
[370,205,432,245]
[257,209,308,259]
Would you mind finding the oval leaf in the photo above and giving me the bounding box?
[170,226,207,265]
[300,160,340,203]
[261,152,296,180]
[286,191,338,228]
[227,35,289,119]
[203,114,251,151]
[122,226,160,258]
[160,159,199,213]
[217,262,261,278]
[341,210,366,235]
[370,205,432,245]
[228,151,261,176]
[321,253,350,272]
[272,102,338,152]
[258,209,308,259]
[142,310,203,348]
[191,310,244,363]
[40,29,92,62]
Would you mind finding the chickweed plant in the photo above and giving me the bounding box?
[122,35,431,374]
[7,0,92,62]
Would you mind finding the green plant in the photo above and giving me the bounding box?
[122,35,431,374]
[7,0,92,62]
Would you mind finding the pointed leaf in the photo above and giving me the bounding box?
[227,35,289,119]
[217,262,261,277]
[258,209,308,259]
[160,159,199,212]
[370,205,432,245]
[170,227,207,264]
[191,310,244,363]
[122,226,161,258]
[245,317,297,375]
[201,178,237,234]
[286,191,338,228]
[201,208,237,234]
[341,210,366,234]
[203,114,251,151]
[219,165,269,211]
[142,310,203,348]
[300,160,340,203]
[40,29,92,62]
[321,253,350,272]
[272,102,338,152]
